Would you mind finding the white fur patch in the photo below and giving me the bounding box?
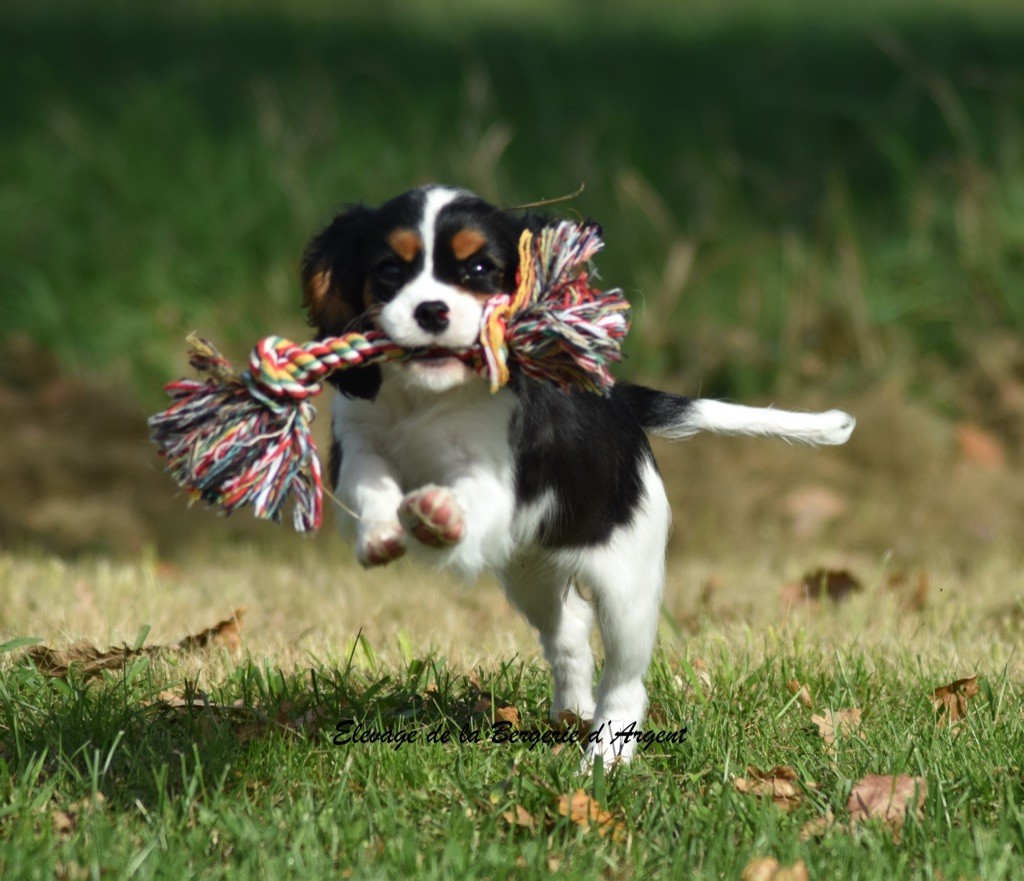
[379,187,484,353]
[332,375,519,578]
[656,400,856,446]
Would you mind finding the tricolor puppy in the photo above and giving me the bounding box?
[302,184,855,763]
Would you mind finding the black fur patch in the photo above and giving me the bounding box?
[510,379,656,548]
[613,384,694,434]
[301,187,548,400]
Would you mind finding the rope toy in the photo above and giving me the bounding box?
[148,220,630,532]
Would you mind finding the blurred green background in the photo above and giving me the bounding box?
[1,0,1022,557]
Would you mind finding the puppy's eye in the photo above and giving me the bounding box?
[375,260,406,283]
[461,257,497,280]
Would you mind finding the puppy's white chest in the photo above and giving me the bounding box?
[333,379,517,491]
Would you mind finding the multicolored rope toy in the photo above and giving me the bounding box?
[148,220,630,532]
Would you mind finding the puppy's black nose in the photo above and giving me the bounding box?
[414,300,450,334]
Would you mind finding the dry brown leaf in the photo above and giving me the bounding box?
[24,642,157,679]
[955,424,1006,469]
[22,609,249,679]
[51,793,106,838]
[734,766,804,812]
[804,568,862,602]
[887,570,930,612]
[847,773,926,832]
[812,708,862,747]
[741,857,810,881]
[51,809,75,836]
[494,705,520,727]
[553,710,591,740]
[784,484,847,539]
[931,675,980,728]
[501,804,537,831]
[177,607,246,652]
[799,810,836,841]
[782,568,863,607]
[787,679,814,709]
[557,789,625,840]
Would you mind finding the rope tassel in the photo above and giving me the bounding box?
[148,221,630,531]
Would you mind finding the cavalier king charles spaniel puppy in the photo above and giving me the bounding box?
[302,184,855,762]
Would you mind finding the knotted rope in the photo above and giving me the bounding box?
[148,220,630,531]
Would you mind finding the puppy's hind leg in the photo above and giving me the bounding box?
[579,459,671,764]
[499,557,597,724]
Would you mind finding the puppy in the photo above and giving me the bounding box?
[302,184,854,762]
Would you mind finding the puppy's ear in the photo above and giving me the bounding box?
[301,206,372,337]
[501,210,553,290]
[301,206,382,400]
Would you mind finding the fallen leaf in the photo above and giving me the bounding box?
[177,607,246,652]
[50,793,106,838]
[51,810,75,836]
[784,485,847,539]
[553,710,591,740]
[811,708,862,748]
[699,575,721,607]
[931,676,979,728]
[802,569,862,602]
[799,810,835,841]
[557,789,624,840]
[734,766,804,812]
[501,804,537,831]
[741,857,810,881]
[787,679,814,709]
[494,705,520,726]
[886,570,929,612]
[646,700,669,725]
[21,609,249,679]
[955,424,1006,469]
[847,774,926,832]
[24,642,157,679]
[780,568,862,608]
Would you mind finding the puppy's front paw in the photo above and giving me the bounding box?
[357,522,407,567]
[398,485,464,548]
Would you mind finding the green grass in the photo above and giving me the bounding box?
[2,0,1023,410]
[3,2,1024,877]
[3,637,1023,879]
[2,548,1024,879]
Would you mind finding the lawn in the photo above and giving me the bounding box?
[2,547,1023,879]
[2,0,1024,878]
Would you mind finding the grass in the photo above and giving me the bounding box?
[2,546,1024,879]
[2,0,1024,416]
[3,1,1024,877]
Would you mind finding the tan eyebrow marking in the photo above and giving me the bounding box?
[451,228,488,261]
[387,229,422,262]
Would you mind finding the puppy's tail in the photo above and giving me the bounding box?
[617,385,855,446]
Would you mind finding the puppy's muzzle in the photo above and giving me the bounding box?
[414,300,450,334]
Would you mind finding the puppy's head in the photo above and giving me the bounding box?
[303,185,541,396]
